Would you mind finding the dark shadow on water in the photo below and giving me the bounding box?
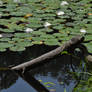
[0,45,84,92]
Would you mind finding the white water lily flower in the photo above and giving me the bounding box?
[44,22,51,27]
[25,28,33,33]
[80,29,86,33]
[56,11,65,15]
[0,34,3,37]
[60,1,69,6]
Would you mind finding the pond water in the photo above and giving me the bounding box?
[0,0,91,91]
[0,45,85,92]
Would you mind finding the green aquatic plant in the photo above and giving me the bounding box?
[73,76,92,92]
[0,0,91,51]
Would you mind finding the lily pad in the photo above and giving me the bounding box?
[10,46,26,51]
[0,0,91,52]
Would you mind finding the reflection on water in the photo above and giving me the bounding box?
[0,45,83,92]
[2,77,36,92]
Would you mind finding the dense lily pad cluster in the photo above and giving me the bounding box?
[0,0,92,51]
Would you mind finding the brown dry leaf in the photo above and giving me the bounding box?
[88,13,92,15]
[24,14,33,18]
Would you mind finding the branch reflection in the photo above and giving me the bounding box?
[0,45,82,91]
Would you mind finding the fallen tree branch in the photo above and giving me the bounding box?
[11,35,84,71]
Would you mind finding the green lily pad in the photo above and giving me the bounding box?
[0,0,91,52]
[10,46,26,51]
[0,43,13,48]
[44,39,60,46]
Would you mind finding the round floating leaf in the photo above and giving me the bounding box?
[14,33,32,38]
[31,31,45,35]
[1,29,15,33]
[0,43,13,48]
[52,24,65,30]
[0,38,11,41]
[40,34,55,39]
[26,23,43,28]
[44,39,60,45]
[32,37,43,41]
[29,18,41,23]
[38,28,53,33]
[84,42,92,53]
[85,35,92,41]
[53,33,67,38]
[10,46,26,51]
[15,41,33,47]
[12,38,25,42]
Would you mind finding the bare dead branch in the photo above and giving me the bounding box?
[11,35,84,71]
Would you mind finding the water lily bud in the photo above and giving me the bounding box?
[56,11,65,16]
[25,28,33,33]
[44,22,51,27]
[60,1,69,6]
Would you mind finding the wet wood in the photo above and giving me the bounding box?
[11,35,84,71]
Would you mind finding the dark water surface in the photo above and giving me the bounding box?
[0,45,82,92]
